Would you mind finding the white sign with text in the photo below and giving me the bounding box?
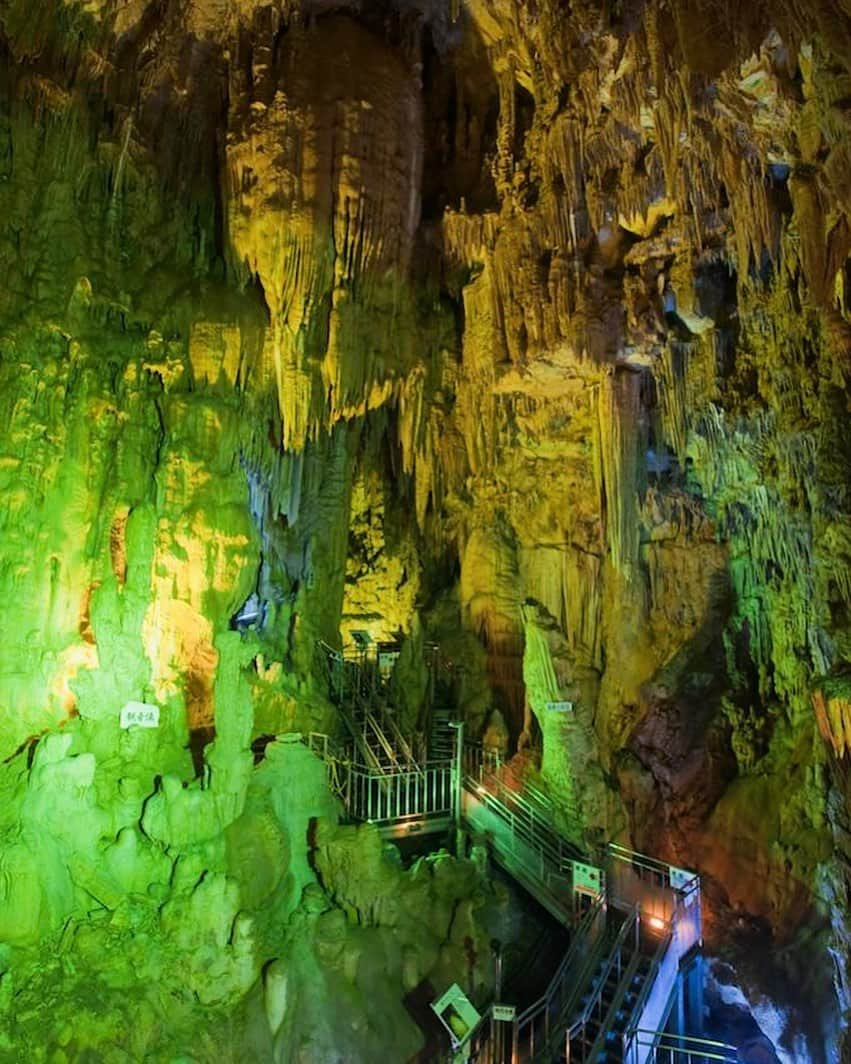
[120,702,160,729]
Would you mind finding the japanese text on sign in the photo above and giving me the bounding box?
[120,702,160,729]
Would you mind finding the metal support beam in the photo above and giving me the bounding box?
[448,719,465,857]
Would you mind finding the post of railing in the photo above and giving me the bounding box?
[449,720,464,855]
[348,760,353,816]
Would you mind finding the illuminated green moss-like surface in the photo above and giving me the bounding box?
[0,0,851,1056]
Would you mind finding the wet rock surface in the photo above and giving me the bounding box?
[0,0,850,1057]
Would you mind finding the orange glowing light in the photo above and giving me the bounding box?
[647,915,665,932]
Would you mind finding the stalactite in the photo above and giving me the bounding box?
[596,370,641,575]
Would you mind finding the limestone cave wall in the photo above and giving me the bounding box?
[1,0,851,1058]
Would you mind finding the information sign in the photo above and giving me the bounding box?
[669,865,696,891]
[573,861,604,898]
[493,1004,516,1022]
[670,865,698,903]
[431,983,481,1049]
[120,702,160,729]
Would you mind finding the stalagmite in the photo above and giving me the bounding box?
[1,1,851,1059]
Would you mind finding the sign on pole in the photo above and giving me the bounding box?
[493,1004,516,1023]
[573,861,604,899]
[431,983,481,1049]
[670,865,698,903]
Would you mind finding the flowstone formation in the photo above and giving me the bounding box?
[2,0,851,1058]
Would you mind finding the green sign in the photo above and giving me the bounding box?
[493,1004,516,1022]
[573,861,603,897]
[432,983,481,1049]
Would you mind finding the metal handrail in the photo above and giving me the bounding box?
[364,708,403,768]
[340,761,455,825]
[374,702,423,771]
[566,905,640,1060]
[463,740,505,781]
[624,912,676,1045]
[517,897,605,1055]
[468,772,573,845]
[467,898,606,1064]
[465,782,581,879]
[338,702,387,774]
[626,1030,738,1063]
[585,949,649,1064]
[607,844,699,895]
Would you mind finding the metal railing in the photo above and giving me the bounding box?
[565,905,642,1063]
[315,639,383,701]
[516,896,606,1060]
[605,844,702,954]
[339,761,455,829]
[621,918,676,1064]
[467,897,606,1064]
[464,771,585,867]
[624,1031,738,1064]
[463,741,505,782]
[370,702,423,770]
[461,779,594,924]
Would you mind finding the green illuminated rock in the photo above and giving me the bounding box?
[0,0,850,1057]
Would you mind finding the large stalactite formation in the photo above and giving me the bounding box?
[2,0,851,1059]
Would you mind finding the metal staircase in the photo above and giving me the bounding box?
[315,639,423,774]
[567,907,658,1063]
[461,767,592,926]
[429,705,456,761]
[308,640,729,1064]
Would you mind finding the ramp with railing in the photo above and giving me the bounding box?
[461,774,599,925]
[292,675,729,1064]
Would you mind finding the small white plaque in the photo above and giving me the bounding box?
[544,700,574,712]
[493,1004,516,1022]
[120,701,160,729]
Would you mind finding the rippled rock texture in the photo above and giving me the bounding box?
[1,0,851,1057]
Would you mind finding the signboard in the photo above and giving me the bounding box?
[670,865,698,902]
[431,983,481,1049]
[492,1004,516,1023]
[378,650,400,678]
[120,702,160,729]
[573,861,604,898]
[544,700,574,712]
